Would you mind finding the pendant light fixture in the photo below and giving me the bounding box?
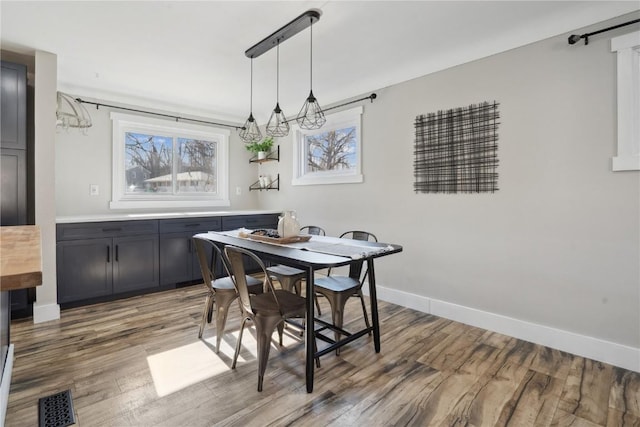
[265,42,290,137]
[239,57,262,144]
[296,17,326,130]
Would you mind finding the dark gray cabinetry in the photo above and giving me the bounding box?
[56,221,159,304]
[221,214,279,231]
[1,61,31,318]
[158,218,221,285]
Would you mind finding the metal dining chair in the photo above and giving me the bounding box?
[266,225,325,314]
[192,236,263,353]
[314,230,378,353]
[225,245,307,392]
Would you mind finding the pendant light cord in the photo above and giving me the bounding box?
[276,43,280,103]
[309,18,313,91]
[250,57,254,113]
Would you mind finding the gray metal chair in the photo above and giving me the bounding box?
[192,236,263,353]
[225,245,307,392]
[314,230,378,353]
[266,225,325,314]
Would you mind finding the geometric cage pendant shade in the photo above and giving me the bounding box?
[295,17,325,130]
[239,57,262,144]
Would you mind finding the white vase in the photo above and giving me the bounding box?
[257,151,267,160]
[277,210,300,238]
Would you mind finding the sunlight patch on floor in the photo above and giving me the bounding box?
[146,328,303,397]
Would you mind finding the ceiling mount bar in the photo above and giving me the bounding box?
[245,9,321,58]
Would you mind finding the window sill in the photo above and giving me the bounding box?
[292,173,363,186]
[612,156,640,172]
[109,199,231,210]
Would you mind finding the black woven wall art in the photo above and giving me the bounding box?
[414,101,500,193]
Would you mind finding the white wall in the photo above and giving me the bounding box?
[55,101,260,216]
[33,51,60,323]
[259,13,640,368]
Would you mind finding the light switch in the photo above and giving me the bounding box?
[236,186,242,196]
[90,184,99,196]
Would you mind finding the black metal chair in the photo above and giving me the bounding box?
[314,230,378,353]
[192,236,263,353]
[225,245,307,392]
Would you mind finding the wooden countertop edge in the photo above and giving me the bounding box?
[1,271,43,291]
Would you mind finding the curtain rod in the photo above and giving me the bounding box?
[568,18,640,45]
[76,92,377,131]
[283,93,377,123]
[75,98,243,130]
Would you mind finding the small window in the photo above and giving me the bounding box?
[292,106,363,186]
[111,113,229,209]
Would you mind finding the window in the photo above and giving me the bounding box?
[111,113,229,209]
[292,106,363,186]
[611,31,640,171]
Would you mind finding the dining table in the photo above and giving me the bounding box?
[195,229,403,393]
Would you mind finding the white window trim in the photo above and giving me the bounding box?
[292,106,364,186]
[611,31,640,171]
[110,112,230,209]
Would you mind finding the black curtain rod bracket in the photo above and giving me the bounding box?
[75,98,242,130]
[568,18,640,45]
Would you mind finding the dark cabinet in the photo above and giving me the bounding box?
[57,221,159,304]
[1,60,31,318]
[159,218,221,285]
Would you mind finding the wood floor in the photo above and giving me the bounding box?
[5,285,640,426]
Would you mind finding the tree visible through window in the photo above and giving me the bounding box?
[125,133,217,194]
[293,106,363,186]
[305,127,356,173]
[111,112,229,209]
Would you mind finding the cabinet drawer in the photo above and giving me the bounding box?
[222,214,279,231]
[57,220,158,240]
[159,217,221,234]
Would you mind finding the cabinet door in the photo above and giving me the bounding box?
[0,61,27,150]
[113,235,159,293]
[159,232,193,285]
[57,238,112,303]
[1,148,26,226]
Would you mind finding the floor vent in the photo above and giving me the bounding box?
[38,389,76,427]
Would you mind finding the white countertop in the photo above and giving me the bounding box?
[56,210,282,223]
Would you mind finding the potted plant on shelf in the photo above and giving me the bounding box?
[245,137,274,160]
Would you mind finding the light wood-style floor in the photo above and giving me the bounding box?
[5,284,640,426]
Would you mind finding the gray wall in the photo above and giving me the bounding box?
[55,102,260,216]
[259,13,640,348]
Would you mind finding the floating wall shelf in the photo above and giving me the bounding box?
[250,174,280,192]
[249,145,280,164]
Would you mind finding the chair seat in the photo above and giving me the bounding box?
[266,265,306,278]
[314,276,360,293]
[251,289,306,316]
[212,275,262,293]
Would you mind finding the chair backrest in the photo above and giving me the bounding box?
[192,236,231,288]
[224,245,279,314]
[339,230,377,281]
[339,230,378,242]
[300,225,326,236]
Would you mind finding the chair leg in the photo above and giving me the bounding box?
[255,315,282,392]
[232,317,249,369]
[314,292,322,316]
[277,321,284,346]
[198,293,214,339]
[356,290,371,336]
[214,292,237,354]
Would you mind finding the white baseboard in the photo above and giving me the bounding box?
[33,302,60,324]
[1,344,14,427]
[370,285,640,373]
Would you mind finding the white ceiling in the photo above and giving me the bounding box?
[1,1,638,124]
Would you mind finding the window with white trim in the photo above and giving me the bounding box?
[611,31,640,171]
[110,113,230,209]
[292,106,363,186]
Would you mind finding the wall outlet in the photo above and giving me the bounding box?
[90,184,99,196]
[236,186,242,196]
